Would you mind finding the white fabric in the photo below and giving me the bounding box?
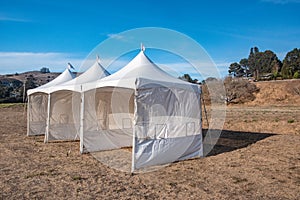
[27,93,48,135]
[82,87,133,152]
[27,68,75,136]
[81,50,202,172]
[133,78,202,170]
[45,60,110,142]
[27,68,75,95]
[83,51,194,91]
[47,60,110,93]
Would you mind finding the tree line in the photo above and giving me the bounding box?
[229,47,300,80]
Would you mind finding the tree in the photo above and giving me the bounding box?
[229,62,244,77]
[247,47,281,80]
[281,48,300,79]
[40,67,50,73]
[178,74,198,83]
[294,71,300,79]
[239,58,249,77]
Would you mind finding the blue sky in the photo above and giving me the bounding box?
[0,0,299,79]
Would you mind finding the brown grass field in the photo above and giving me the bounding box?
[1,80,300,199]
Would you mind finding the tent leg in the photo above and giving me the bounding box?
[44,94,51,143]
[79,92,84,154]
[27,96,30,136]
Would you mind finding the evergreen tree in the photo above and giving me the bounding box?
[282,48,300,79]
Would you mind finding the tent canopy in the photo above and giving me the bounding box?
[45,59,110,142]
[27,66,75,136]
[83,50,195,92]
[27,67,75,95]
[47,59,110,93]
[81,50,202,172]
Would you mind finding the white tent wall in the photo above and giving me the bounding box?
[27,92,48,135]
[79,50,203,172]
[81,87,134,153]
[132,78,202,171]
[47,90,81,141]
[45,60,110,142]
[27,68,75,136]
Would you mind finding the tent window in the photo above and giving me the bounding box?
[186,122,195,136]
[155,124,167,139]
[59,114,69,124]
[122,118,132,129]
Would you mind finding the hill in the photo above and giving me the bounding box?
[0,71,60,86]
[246,79,300,106]
[0,71,60,103]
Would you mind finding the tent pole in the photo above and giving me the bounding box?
[131,87,138,174]
[44,94,51,143]
[79,91,84,154]
[198,86,204,157]
[201,91,209,127]
[27,95,30,136]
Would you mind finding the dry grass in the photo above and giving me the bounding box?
[1,80,300,199]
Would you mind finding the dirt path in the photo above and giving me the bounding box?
[1,104,300,199]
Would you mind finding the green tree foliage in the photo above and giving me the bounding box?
[229,47,282,80]
[228,62,244,77]
[239,58,249,77]
[40,67,50,73]
[178,74,198,83]
[281,48,300,79]
[248,47,282,80]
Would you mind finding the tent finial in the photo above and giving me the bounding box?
[67,62,75,70]
[140,43,145,52]
[96,54,100,62]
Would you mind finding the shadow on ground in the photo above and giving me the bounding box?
[202,129,275,157]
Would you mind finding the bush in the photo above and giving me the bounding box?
[40,67,50,73]
[293,71,300,79]
[224,77,259,104]
[202,77,259,104]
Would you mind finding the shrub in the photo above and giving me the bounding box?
[224,77,259,104]
[202,77,260,104]
[293,71,300,79]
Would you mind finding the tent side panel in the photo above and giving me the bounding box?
[134,134,202,169]
[133,80,202,171]
[48,91,80,141]
[28,93,48,136]
[82,87,134,153]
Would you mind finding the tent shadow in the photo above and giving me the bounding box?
[202,129,276,157]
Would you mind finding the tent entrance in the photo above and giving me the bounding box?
[28,92,48,136]
[47,90,81,141]
[83,87,134,153]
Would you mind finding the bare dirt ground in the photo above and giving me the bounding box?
[1,103,299,199]
[1,80,300,199]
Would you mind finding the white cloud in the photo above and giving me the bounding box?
[107,33,126,41]
[0,16,29,22]
[0,50,229,80]
[0,52,83,74]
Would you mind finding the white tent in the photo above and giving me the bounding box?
[27,66,75,136]
[81,50,202,172]
[44,58,110,142]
